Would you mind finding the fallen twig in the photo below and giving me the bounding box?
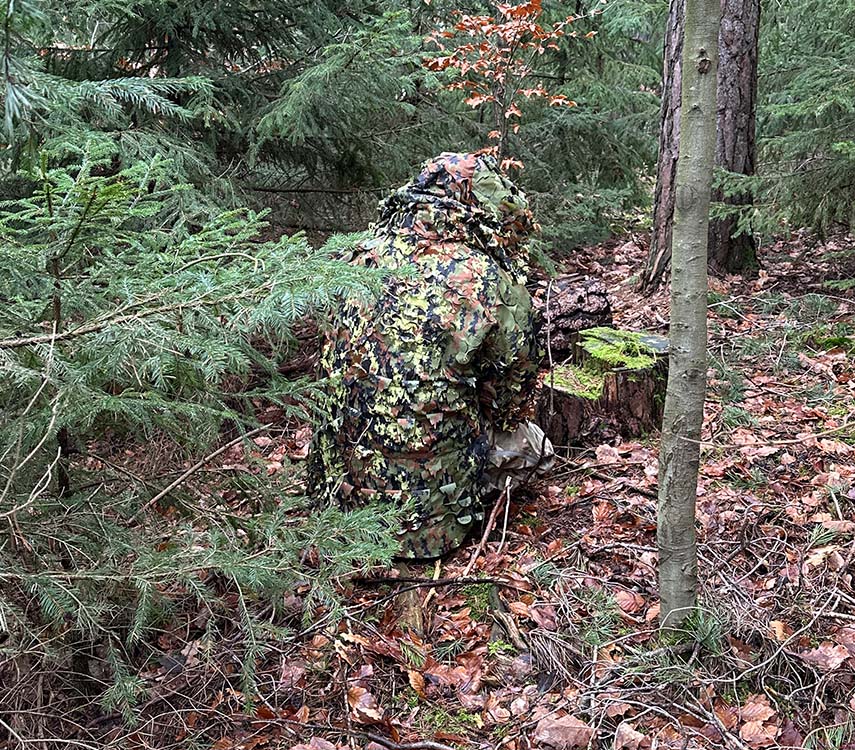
[276,718,456,750]
[462,489,507,577]
[361,576,531,610]
[131,424,273,519]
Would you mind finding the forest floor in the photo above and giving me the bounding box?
[98,234,855,750]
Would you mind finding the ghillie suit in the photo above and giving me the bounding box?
[308,152,551,558]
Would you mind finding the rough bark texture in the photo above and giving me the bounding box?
[532,276,613,365]
[536,333,669,449]
[708,0,759,273]
[537,359,667,449]
[642,0,684,291]
[642,0,758,290]
[656,0,719,630]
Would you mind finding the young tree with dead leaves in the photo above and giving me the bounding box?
[424,0,581,160]
[656,0,720,630]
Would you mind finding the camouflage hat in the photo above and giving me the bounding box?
[374,152,535,270]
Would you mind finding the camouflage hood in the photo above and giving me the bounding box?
[373,152,535,272]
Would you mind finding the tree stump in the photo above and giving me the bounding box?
[532,276,613,364]
[536,331,669,449]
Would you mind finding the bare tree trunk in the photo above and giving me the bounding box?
[642,0,759,290]
[656,0,719,631]
[642,0,684,291]
[708,0,759,273]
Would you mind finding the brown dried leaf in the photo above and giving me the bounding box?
[279,659,307,691]
[614,722,646,750]
[799,642,850,671]
[484,692,511,724]
[714,701,739,730]
[778,719,804,749]
[834,625,855,654]
[768,620,791,641]
[529,603,558,631]
[346,686,384,725]
[604,700,632,719]
[290,740,339,750]
[594,444,621,464]
[821,519,855,533]
[407,669,426,699]
[739,720,778,749]
[510,696,529,716]
[740,701,776,723]
[533,714,595,749]
[614,589,645,614]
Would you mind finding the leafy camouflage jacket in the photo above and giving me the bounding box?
[308,153,540,558]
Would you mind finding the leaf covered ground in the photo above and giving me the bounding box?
[76,234,855,750]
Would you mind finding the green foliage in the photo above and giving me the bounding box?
[517,0,665,247]
[805,721,855,750]
[715,0,855,238]
[1,0,667,249]
[576,588,622,647]
[0,143,398,720]
[488,639,516,656]
[721,405,756,430]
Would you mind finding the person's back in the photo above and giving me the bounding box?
[309,152,547,558]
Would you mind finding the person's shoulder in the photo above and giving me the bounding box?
[429,244,502,295]
[440,243,504,274]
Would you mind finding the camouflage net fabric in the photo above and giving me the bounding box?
[308,152,542,558]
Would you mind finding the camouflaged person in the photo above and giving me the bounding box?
[308,152,553,558]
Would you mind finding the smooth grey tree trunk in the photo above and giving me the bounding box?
[642,0,759,290]
[656,0,719,631]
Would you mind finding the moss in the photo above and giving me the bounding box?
[549,364,605,400]
[487,639,516,656]
[422,707,482,732]
[461,582,492,620]
[549,328,663,401]
[579,327,660,370]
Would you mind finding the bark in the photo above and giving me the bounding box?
[536,333,669,449]
[532,276,613,365]
[537,354,667,449]
[642,0,684,291]
[656,0,719,631]
[708,0,759,273]
[641,0,759,290]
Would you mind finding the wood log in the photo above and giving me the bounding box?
[532,276,613,364]
[536,332,669,449]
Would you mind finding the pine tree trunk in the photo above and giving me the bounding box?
[708,0,759,273]
[642,0,684,291]
[641,0,758,290]
[656,0,719,631]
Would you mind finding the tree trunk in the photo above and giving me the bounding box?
[641,0,759,290]
[656,0,719,631]
[642,0,684,291]
[708,0,759,273]
[537,333,668,449]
